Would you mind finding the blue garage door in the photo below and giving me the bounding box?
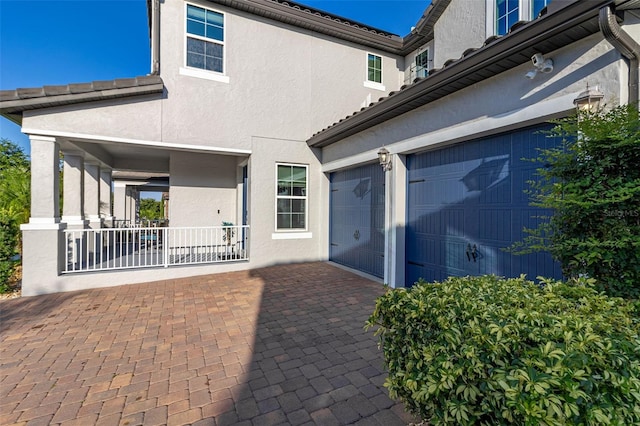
[406,125,563,286]
[330,163,385,278]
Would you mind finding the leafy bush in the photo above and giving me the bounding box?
[139,197,163,221]
[366,275,640,425]
[513,105,640,298]
[0,213,18,291]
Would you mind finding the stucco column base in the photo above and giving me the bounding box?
[20,225,66,296]
[87,217,103,229]
[101,216,115,228]
[62,218,89,230]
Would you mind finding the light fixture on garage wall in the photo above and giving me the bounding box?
[573,83,604,113]
[378,147,392,171]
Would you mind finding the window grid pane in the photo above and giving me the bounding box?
[186,5,224,73]
[415,50,429,78]
[367,54,382,83]
[276,165,308,230]
[187,37,223,73]
[495,0,519,35]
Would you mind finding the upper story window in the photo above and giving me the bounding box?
[276,164,308,230]
[186,4,224,73]
[415,50,429,79]
[367,54,382,84]
[496,0,519,36]
[489,0,552,36]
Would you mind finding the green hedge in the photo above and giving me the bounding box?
[0,213,18,291]
[366,275,640,425]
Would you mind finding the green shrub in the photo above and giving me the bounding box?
[0,213,18,291]
[366,275,640,425]
[512,105,640,298]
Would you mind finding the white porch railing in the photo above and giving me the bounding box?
[113,219,168,228]
[63,225,249,273]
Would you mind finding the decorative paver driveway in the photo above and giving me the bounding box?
[0,262,417,425]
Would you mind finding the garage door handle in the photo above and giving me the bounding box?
[466,243,478,262]
[353,230,360,241]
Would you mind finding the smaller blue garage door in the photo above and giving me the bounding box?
[330,163,385,278]
[406,125,563,285]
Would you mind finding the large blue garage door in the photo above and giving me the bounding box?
[406,125,563,286]
[330,163,385,278]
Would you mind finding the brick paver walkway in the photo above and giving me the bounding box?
[0,262,417,425]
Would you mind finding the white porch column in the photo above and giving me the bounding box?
[100,169,114,227]
[126,187,140,225]
[62,152,88,228]
[113,181,127,226]
[25,136,61,224]
[84,163,102,229]
[20,135,66,296]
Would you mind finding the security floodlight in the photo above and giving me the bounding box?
[525,69,538,79]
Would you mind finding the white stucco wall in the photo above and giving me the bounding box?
[158,0,404,149]
[432,0,486,69]
[23,95,164,142]
[247,136,328,265]
[169,151,240,227]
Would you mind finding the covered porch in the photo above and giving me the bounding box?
[21,131,251,294]
[0,76,255,295]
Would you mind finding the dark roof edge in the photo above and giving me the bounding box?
[207,0,452,55]
[207,0,404,53]
[400,0,452,55]
[0,76,164,126]
[307,0,615,148]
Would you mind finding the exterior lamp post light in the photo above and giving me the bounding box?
[573,84,604,113]
[378,147,392,171]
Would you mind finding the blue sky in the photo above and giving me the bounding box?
[0,0,429,155]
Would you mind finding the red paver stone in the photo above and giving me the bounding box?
[0,263,414,425]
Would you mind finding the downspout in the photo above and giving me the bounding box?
[599,5,640,106]
[150,0,161,75]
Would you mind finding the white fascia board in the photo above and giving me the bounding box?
[321,93,576,173]
[322,150,380,173]
[21,128,252,156]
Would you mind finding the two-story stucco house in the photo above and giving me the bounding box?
[1,0,639,296]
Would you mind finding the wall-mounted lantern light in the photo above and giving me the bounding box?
[378,147,392,171]
[573,84,604,113]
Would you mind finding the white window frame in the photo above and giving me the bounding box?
[274,163,309,233]
[414,48,430,79]
[486,0,548,37]
[364,52,385,91]
[180,2,229,83]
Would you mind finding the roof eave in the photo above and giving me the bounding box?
[0,78,164,126]
[207,0,403,53]
[307,0,615,148]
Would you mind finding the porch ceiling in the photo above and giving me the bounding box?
[59,137,250,175]
[61,138,172,174]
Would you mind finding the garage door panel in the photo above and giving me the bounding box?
[478,209,512,242]
[406,124,563,286]
[330,163,385,278]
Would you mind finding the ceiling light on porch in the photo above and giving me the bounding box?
[573,83,604,113]
[378,147,392,172]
